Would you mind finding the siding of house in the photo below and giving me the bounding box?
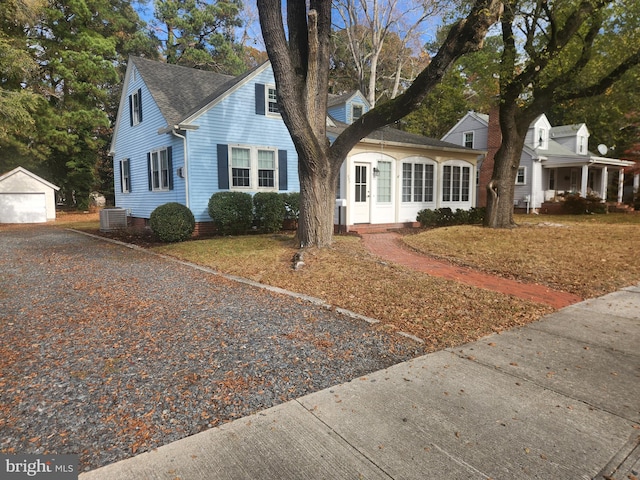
[184,68,299,222]
[442,115,488,151]
[513,152,535,206]
[328,92,370,124]
[113,65,185,219]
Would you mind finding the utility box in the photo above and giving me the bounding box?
[99,208,128,231]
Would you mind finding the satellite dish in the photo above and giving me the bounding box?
[597,144,608,156]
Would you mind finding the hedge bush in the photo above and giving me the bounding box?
[417,207,485,227]
[208,191,253,235]
[562,193,606,214]
[253,192,286,233]
[150,202,195,242]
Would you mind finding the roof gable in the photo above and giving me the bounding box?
[0,166,59,190]
[441,111,489,140]
[328,90,370,109]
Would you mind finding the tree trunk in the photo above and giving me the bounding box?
[484,107,527,228]
[296,157,338,248]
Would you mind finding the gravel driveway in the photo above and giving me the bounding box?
[0,226,424,472]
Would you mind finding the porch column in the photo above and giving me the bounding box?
[600,166,608,202]
[634,173,639,195]
[618,169,625,203]
[580,165,589,197]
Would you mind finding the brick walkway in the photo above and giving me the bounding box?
[360,232,582,309]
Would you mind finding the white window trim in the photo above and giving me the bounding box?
[150,148,170,191]
[266,85,280,118]
[120,158,130,193]
[463,131,474,149]
[441,161,472,203]
[537,128,548,149]
[351,103,364,123]
[516,166,527,185]
[401,160,436,204]
[229,144,279,191]
[577,135,587,154]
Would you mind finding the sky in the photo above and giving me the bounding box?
[133,0,445,53]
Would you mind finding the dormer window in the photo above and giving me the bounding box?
[537,128,548,149]
[577,135,587,154]
[352,104,363,122]
[463,131,474,148]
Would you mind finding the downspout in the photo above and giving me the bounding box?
[171,128,189,208]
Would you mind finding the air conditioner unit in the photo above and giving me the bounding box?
[99,208,128,231]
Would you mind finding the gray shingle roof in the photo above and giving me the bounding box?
[550,124,585,138]
[328,91,356,107]
[327,124,479,151]
[130,56,234,127]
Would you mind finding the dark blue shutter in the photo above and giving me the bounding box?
[147,152,152,190]
[278,150,287,191]
[129,95,133,126]
[167,146,173,190]
[137,88,143,123]
[255,83,265,115]
[217,144,229,189]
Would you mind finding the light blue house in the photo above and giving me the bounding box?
[111,57,484,233]
[110,56,297,234]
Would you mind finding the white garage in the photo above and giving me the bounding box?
[0,166,60,223]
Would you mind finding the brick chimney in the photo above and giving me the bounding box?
[478,104,502,207]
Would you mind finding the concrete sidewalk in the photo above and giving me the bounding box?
[81,286,640,480]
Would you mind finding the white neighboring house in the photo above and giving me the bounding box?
[328,92,484,232]
[442,112,635,211]
[0,166,60,223]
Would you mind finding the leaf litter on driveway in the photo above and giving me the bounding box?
[0,227,425,471]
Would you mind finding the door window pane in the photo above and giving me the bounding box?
[355,165,367,202]
[376,161,391,203]
[402,163,412,202]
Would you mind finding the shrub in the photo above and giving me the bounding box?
[282,192,300,220]
[417,208,438,227]
[417,207,485,228]
[563,193,606,214]
[467,207,486,224]
[208,192,253,235]
[253,192,286,233]
[562,193,588,214]
[150,202,195,242]
[585,193,607,214]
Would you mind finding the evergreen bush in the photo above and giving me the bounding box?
[417,207,485,227]
[563,193,606,214]
[150,202,195,242]
[208,192,253,235]
[253,192,286,233]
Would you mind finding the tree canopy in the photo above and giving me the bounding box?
[484,0,640,228]
[258,0,502,247]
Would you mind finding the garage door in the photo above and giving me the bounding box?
[0,192,47,223]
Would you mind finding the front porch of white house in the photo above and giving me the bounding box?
[541,157,633,203]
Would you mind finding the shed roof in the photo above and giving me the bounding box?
[0,166,59,191]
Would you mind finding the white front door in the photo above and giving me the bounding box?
[353,162,370,223]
